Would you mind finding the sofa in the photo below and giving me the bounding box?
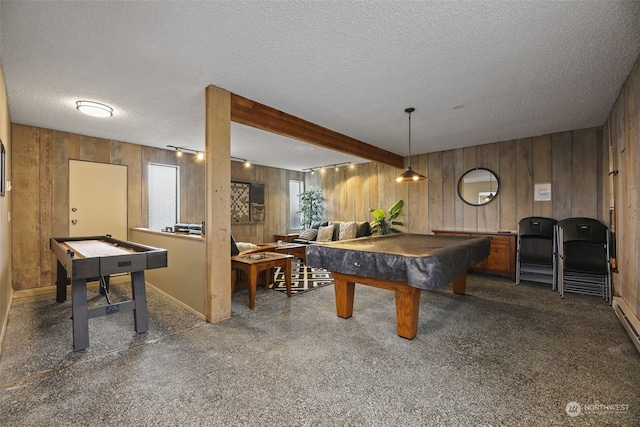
[293,220,371,244]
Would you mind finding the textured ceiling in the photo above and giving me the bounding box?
[1,1,639,171]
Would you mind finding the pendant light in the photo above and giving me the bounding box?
[395,107,427,183]
[482,174,495,202]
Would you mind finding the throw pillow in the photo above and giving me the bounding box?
[339,221,357,240]
[231,234,240,256]
[316,225,334,242]
[236,242,258,252]
[298,229,318,241]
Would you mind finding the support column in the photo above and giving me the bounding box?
[205,85,232,323]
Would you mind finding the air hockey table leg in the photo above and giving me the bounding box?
[130,271,148,333]
[71,278,90,351]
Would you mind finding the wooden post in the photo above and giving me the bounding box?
[205,85,232,323]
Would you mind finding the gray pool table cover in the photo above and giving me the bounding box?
[305,233,491,290]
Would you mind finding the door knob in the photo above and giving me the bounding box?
[71,219,78,225]
[71,207,77,212]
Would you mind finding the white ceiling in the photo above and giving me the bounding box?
[1,1,639,171]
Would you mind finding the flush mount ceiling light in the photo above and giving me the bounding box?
[395,107,427,183]
[75,100,113,118]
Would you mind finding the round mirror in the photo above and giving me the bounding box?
[458,168,499,206]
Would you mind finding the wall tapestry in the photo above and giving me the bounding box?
[231,181,265,223]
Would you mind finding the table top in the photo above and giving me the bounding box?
[232,251,294,265]
[63,239,135,258]
[51,235,168,278]
[306,233,490,290]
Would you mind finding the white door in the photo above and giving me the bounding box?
[69,160,128,240]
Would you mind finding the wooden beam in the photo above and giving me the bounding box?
[205,85,232,323]
[230,93,404,169]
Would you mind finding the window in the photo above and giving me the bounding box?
[289,180,304,230]
[148,163,179,230]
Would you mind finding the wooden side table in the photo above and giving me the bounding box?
[231,252,293,309]
[273,233,300,243]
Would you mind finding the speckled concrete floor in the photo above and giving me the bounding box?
[1,275,639,426]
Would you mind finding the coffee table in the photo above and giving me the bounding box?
[253,242,307,263]
[231,252,293,309]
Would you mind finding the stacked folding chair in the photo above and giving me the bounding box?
[556,218,611,304]
[516,217,557,287]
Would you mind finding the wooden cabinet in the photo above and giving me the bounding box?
[433,230,516,281]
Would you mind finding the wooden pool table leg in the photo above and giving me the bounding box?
[334,275,355,318]
[452,272,467,294]
[284,258,292,298]
[394,286,421,340]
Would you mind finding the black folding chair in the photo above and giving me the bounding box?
[516,217,557,287]
[556,218,611,304]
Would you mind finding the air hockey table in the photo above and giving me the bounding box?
[306,233,490,339]
[50,235,168,351]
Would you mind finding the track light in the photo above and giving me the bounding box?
[304,161,358,173]
[166,145,204,160]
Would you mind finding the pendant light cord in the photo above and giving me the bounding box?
[405,107,415,169]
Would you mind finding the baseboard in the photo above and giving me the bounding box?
[12,275,131,299]
[0,286,14,357]
[612,296,640,355]
[145,283,206,320]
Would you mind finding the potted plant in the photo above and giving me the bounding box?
[298,188,325,230]
[369,199,404,235]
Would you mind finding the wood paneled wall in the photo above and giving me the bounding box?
[309,126,606,235]
[230,161,306,244]
[606,54,640,321]
[10,124,205,290]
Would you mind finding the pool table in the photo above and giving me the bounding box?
[305,233,490,339]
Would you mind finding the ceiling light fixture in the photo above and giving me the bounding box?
[482,175,495,202]
[303,161,356,173]
[167,145,205,160]
[76,100,113,118]
[395,107,427,183]
[230,157,252,167]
